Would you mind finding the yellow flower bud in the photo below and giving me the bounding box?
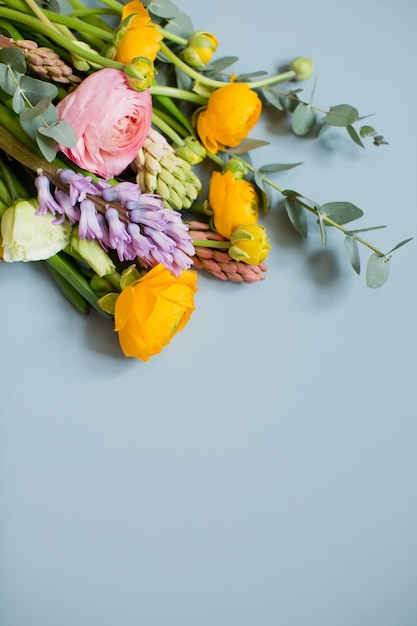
[180,31,219,68]
[124,56,156,91]
[229,223,271,264]
[289,57,314,81]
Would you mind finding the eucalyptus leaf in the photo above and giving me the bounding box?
[318,215,327,247]
[227,138,269,153]
[260,162,303,174]
[387,237,413,254]
[258,184,271,213]
[20,75,58,105]
[346,124,364,148]
[285,197,308,237]
[38,120,76,148]
[282,189,318,210]
[322,104,359,127]
[19,96,52,121]
[36,132,58,162]
[319,201,363,225]
[0,48,26,73]
[12,89,24,114]
[261,88,284,111]
[147,0,182,18]
[204,57,238,73]
[366,253,390,288]
[20,102,57,141]
[0,64,23,96]
[163,13,194,37]
[291,102,316,135]
[344,234,361,274]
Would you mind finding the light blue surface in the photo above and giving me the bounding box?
[1,1,417,625]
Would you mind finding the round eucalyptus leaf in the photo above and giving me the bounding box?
[366,253,390,288]
[291,102,316,135]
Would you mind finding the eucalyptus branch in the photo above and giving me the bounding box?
[159,41,296,90]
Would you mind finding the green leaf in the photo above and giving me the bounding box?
[0,63,23,96]
[19,96,53,121]
[163,13,194,37]
[12,88,24,114]
[366,253,390,288]
[261,88,284,111]
[346,124,364,148]
[285,197,308,237]
[36,131,58,162]
[291,102,316,135]
[204,57,238,73]
[359,125,376,138]
[147,0,182,17]
[0,48,26,72]
[38,119,76,148]
[227,138,269,153]
[387,237,413,254]
[322,104,359,127]
[344,234,361,274]
[20,75,58,105]
[319,201,363,225]
[259,162,303,174]
[318,215,327,247]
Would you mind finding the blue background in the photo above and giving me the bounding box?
[1,0,417,624]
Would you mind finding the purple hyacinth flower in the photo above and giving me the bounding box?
[59,169,103,205]
[35,174,66,218]
[105,207,131,261]
[78,199,103,241]
[54,189,81,225]
[102,181,142,204]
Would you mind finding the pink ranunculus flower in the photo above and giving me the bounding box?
[56,68,152,180]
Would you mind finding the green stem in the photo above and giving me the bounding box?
[156,26,187,47]
[46,253,112,317]
[152,108,189,142]
[193,239,230,248]
[0,8,120,68]
[150,85,207,105]
[94,0,123,14]
[151,112,185,147]
[153,93,194,135]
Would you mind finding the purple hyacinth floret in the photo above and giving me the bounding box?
[105,207,131,261]
[102,181,142,204]
[35,174,66,218]
[79,200,103,241]
[58,169,104,205]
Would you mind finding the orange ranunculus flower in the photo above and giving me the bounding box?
[114,264,198,361]
[196,83,262,153]
[208,170,259,239]
[114,0,163,65]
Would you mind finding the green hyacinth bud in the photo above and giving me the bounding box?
[175,137,206,165]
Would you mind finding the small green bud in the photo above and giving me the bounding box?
[289,56,314,81]
[124,56,156,91]
[224,157,248,179]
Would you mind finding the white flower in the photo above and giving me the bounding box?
[1,199,71,262]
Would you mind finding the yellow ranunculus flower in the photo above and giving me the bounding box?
[229,223,271,264]
[114,263,198,361]
[114,0,163,65]
[208,170,258,239]
[196,83,262,153]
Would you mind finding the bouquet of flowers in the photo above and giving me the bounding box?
[0,0,411,361]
